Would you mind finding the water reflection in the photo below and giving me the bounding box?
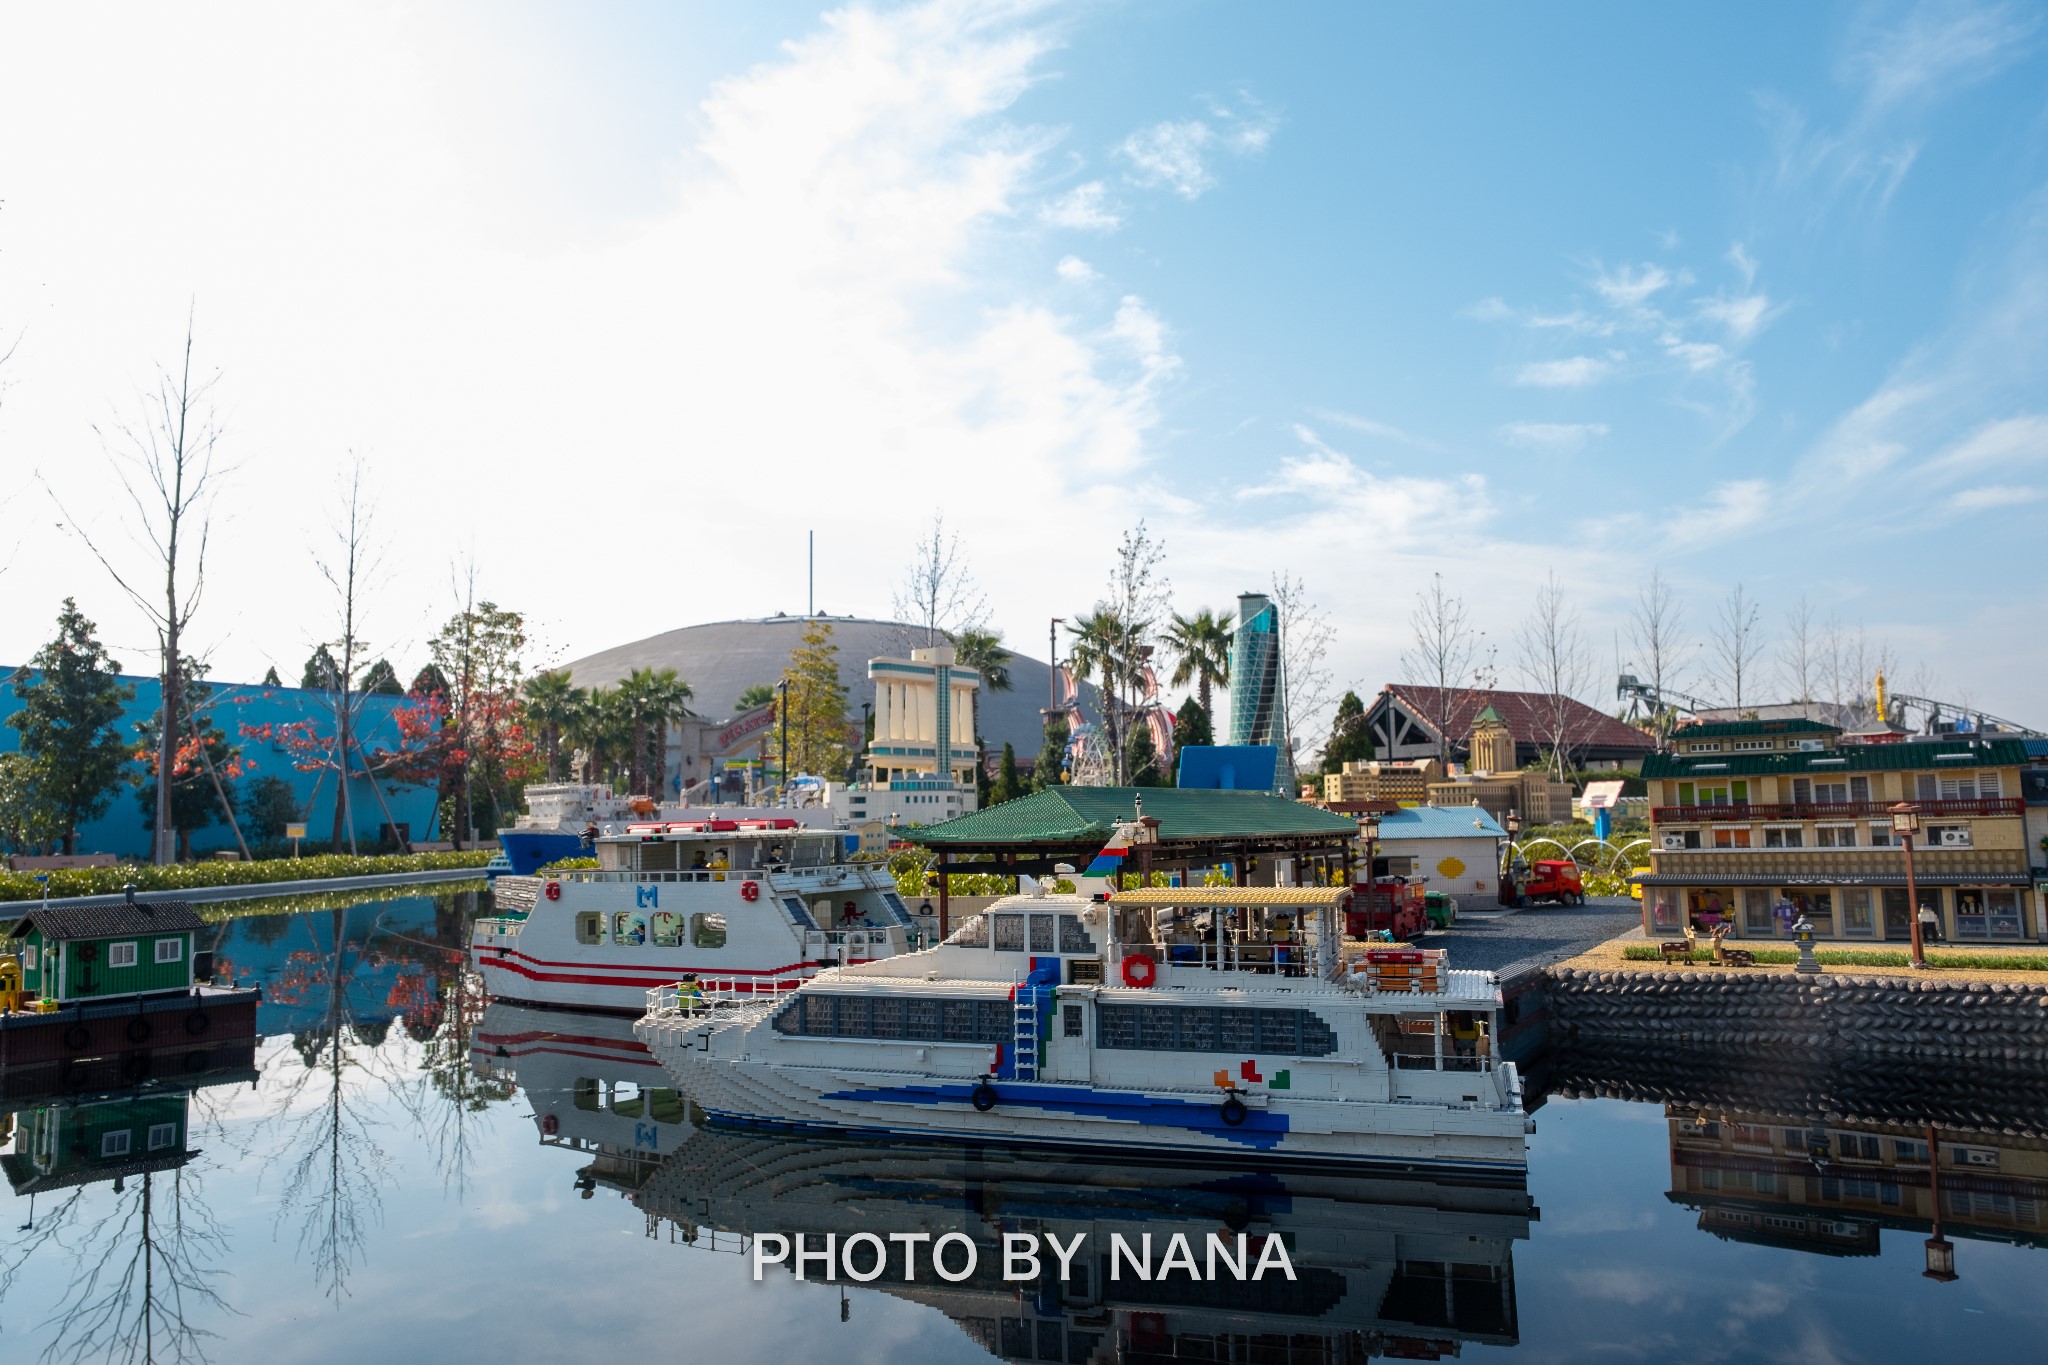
[0,1048,256,1365]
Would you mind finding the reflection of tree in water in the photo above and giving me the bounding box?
[0,1166,234,1365]
[255,890,512,1299]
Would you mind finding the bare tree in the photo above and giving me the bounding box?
[1514,572,1594,781]
[1626,566,1689,748]
[1067,523,1170,784]
[1777,596,1818,708]
[51,312,227,864]
[1708,583,1765,710]
[892,511,987,647]
[1399,573,1490,767]
[1268,570,1336,783]
[311,459,385,854]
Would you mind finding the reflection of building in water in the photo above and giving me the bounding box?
[471,1001,699,1198]
[636,1130,1530,1361]
[1666,1105,2048,1257]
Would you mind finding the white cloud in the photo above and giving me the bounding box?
[1500,421,1610,450]
[1728,241,1759,288]
[1696,292,1774,341]
[1055,254,1098,282]
[1947,484,2041,512]
[1592,262,1674,309]
[1309,408,1430,447]
[1513,356,1612,388]
[1661,334,1727,371]
[1041,180,1120,230]
[1841,2,2039,111]
[1926,413,2048,472]
[1666,477,1771,546]
[1117,96,1276,200]
[1463,296,1512,322]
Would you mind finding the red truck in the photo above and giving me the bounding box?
[1500,858,1585,907]
[1347,878,1428,940]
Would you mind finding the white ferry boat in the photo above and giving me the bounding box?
[495,782,837,876]
[637,829,1529,1174]
[471,819,917,1014]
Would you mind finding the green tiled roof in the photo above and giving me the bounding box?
[1642,738,2026,779]
[912,787,1359,847]
[1670,719,1842,739]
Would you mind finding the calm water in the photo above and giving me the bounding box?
[2,891,2042,1364]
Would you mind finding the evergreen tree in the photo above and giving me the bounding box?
[990,742,1024,805]
[1124,723,1166,787]
[1321,690,1375,774]
[1032,715,1070,791]
[241,774,302,843]
[260,665,283,687]
[1171,697,1213,783]
[360,658,404,695]
[779,621,849,779]
[6,600,135,855]
[302,644,341,691]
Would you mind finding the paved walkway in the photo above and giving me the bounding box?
[1424,895,1643,978]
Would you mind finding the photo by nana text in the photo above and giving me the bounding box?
[751,1230,1299,1284]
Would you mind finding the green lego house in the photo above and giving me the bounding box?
[6,901,206,1006]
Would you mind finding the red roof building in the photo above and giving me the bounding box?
[1366,684,1657,772]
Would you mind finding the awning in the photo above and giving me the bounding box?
[1633,872,2032,888]
[1107,887,1352,907]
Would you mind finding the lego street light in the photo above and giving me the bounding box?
[1357,810,1381,890]
[1892,802,1927,969]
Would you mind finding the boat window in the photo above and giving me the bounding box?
[575,913,604,945]
[944,914,989,947]
[651,912,685,948]
[772,999,803,1035]
[1057,915,1093,953]
[648,1089,687,1125]
[612,913,647,946]
[992,914,1026,952]
[1096,1004,1338,1057]
[108,941,138,969]
[147,1122,178,1151]
[1063,1004,1084,1038]
[612,1083,646,1118]
[1029,914,1056,953]
[777,993,1011,1044]
[691,913,727,949]
[574,1079,603,1111]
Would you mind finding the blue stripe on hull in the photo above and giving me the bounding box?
[819,1079,1290,1149]
[697,1109,1526,1180]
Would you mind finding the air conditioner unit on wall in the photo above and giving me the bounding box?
[1938,829,1972,848]
[1662,834,1688,851]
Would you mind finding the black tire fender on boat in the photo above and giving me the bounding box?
[1220,1095,1249,1127]
[183,1010,211,1037]
[126,1016,153,1044]
[63,1024,91,1051]
[970,1083,999,1113]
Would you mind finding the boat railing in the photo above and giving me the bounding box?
[803,928,891,953]
[645,977,757,1017]
[557,866,865,886]
[1147,938,1324,979]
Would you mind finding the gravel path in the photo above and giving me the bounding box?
[1420,895,1643,978]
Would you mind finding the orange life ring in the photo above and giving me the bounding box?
[540,1114,559,1136]
[1121,954,1156,988]
[544,881,562,901]
[740,880,760,902]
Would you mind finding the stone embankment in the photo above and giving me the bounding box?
[1547,966,2048,1064]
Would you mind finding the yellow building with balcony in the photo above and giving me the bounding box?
[1639,718,2034,943]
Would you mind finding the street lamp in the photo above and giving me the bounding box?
[1356,810,1382,898]
[1924,1121,1959,1282]
[1892,802,1926,969]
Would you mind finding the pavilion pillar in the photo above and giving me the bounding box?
[937,851,950,939]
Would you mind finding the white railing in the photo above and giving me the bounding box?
[1138,939,1325,979]
[644,977,755,1017]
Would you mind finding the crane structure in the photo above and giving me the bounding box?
[1616,672,1715,721]
[1881,692,2041,739]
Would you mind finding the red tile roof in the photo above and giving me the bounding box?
[1385,685,1657,756]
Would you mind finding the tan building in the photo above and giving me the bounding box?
[1640,718,2036,942]
[1323,758,1444,805]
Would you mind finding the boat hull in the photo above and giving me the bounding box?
[498,830,586,876]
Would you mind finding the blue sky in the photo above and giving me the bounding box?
[0,0,2043,734]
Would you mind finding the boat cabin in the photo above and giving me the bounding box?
[595,820,852,875]
[4,901,206,1009]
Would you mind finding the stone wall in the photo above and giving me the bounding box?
[1546,967,2048,1063]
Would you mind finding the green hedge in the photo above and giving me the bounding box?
[0,850,495,904]
[1622,944,2048,972]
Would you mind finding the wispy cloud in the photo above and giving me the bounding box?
[1055,254,1097,282]
[1117,94,1277,199]
[1592,262,1675,309]
[1514,356,1612,388]
[1500,421,1610,450]
[1666,478,1771,546]
[1041,180,1119,230]
[1309,408,1431,447]
[1947,483,2041,512]
[1925,413,2048,472]
[1840,1,2039,111]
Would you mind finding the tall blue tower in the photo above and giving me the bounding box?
[1226,591,1293,794]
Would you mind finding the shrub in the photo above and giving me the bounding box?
[0,849,495,903]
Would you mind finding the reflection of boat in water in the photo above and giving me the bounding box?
[640,854,1527,1172]
[471,1001,699,1196]
[636,1129,1531,1359]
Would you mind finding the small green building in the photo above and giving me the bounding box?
[3,1091,193,1194]
[6,901,206,1006]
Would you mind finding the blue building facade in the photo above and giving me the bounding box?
[0,670,440,857]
